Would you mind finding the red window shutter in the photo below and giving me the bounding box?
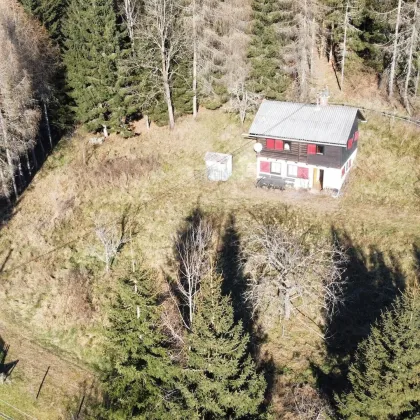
[307,144,316,155]
[297,167,309,179]
[347,138,353,149]
[266,138,275,149]
[341,167,345,177]
[260,161,270,173]
[275,140,284,150]
[354,131,359,141]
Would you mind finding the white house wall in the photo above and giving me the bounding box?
[257,147,358,191]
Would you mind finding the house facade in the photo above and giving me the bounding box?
[248,99,366,191]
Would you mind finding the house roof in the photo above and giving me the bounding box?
[248,100,366,146]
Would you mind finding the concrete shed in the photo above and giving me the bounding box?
[205,152,232,181]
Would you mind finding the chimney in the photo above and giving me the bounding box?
[320,85,330,107]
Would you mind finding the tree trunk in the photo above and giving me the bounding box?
[389,0,403,98]
[284,289,291,320]
[43,102,53,150]
[403,0,418,111]
[415,57,420,97]
[341,1,349,91]
[0,168,10,205]
[192,0,198,118]
[17,157,24,188]
[329,23,334,64]
[31,147,38,171]
[310,17,316,76]
[26,150,32,177]
[161,53,175,130]
[0,111,17,198]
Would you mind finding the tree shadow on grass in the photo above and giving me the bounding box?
[311,226,406,409]
[217,213,276,411]
[0,336,19,381]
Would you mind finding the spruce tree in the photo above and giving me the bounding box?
[181,273,266,419]
[63,0,131,134]
[338,294,420,419]
[248,0,290,99]
[99,269,184,419]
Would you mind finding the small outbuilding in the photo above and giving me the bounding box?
[205,152,233,181]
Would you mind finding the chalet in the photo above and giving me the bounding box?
[248,94,366,191]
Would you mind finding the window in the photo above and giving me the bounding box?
[307,144,316,155]
[284,141,291,151]
[287,164,298,177]
[266,138,275,149]
[297,167,309,179]
[341,167,345,177]
[260,161,270,173]
[271,161,282,174]
[275,140,284,150]
[316,145,324,155]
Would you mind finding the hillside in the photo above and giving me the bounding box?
[0,103,419,417]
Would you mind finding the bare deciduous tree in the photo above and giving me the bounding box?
[289,384,332,419]
[92,218,129,272]
[0,0,56,200]
[136,0,185,130]
[228,80,260,125]
[242,224,348,327]
[170,217,212,329]
[121,0,140,48]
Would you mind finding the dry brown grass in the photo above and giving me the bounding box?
[0,107,419,418]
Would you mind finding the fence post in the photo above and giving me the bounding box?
[36,366,50,399]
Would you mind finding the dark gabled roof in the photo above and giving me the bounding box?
[248,100,366,146]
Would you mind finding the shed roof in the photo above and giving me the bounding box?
[248,100,366,146]
[205,152,231,163]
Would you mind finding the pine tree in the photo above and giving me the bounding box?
[248,0,291,99]
[338,294,420,418]
[180,272,266,419]
[99,269,185,419]
[63,0,131,134]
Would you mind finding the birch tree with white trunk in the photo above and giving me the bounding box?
[136,0,185,130]
[171,217,212,330]
[389,0,403,97]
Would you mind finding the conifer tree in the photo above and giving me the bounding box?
[63,0,131,134]
[248,0,291,99]
[338,294,420,418]
[100,269,185,419]
[181,272,266,419]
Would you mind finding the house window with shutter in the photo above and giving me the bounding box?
[284,141,291,151]
[341,167,345,177]
[271,161,282,174]
[266,139,275,149]
[275,140,284,150]
[297,167,309,179]
[287,164,298,177]
[316,145,324,155]
[260,161,270,173]
[307,144,316,155]
[347,137,353,149]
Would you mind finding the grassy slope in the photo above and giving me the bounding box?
[0,106,419,418]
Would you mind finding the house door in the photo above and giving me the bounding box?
[313,168,324,191]
[319,169,324,190]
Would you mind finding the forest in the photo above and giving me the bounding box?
[0,0,419,418]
